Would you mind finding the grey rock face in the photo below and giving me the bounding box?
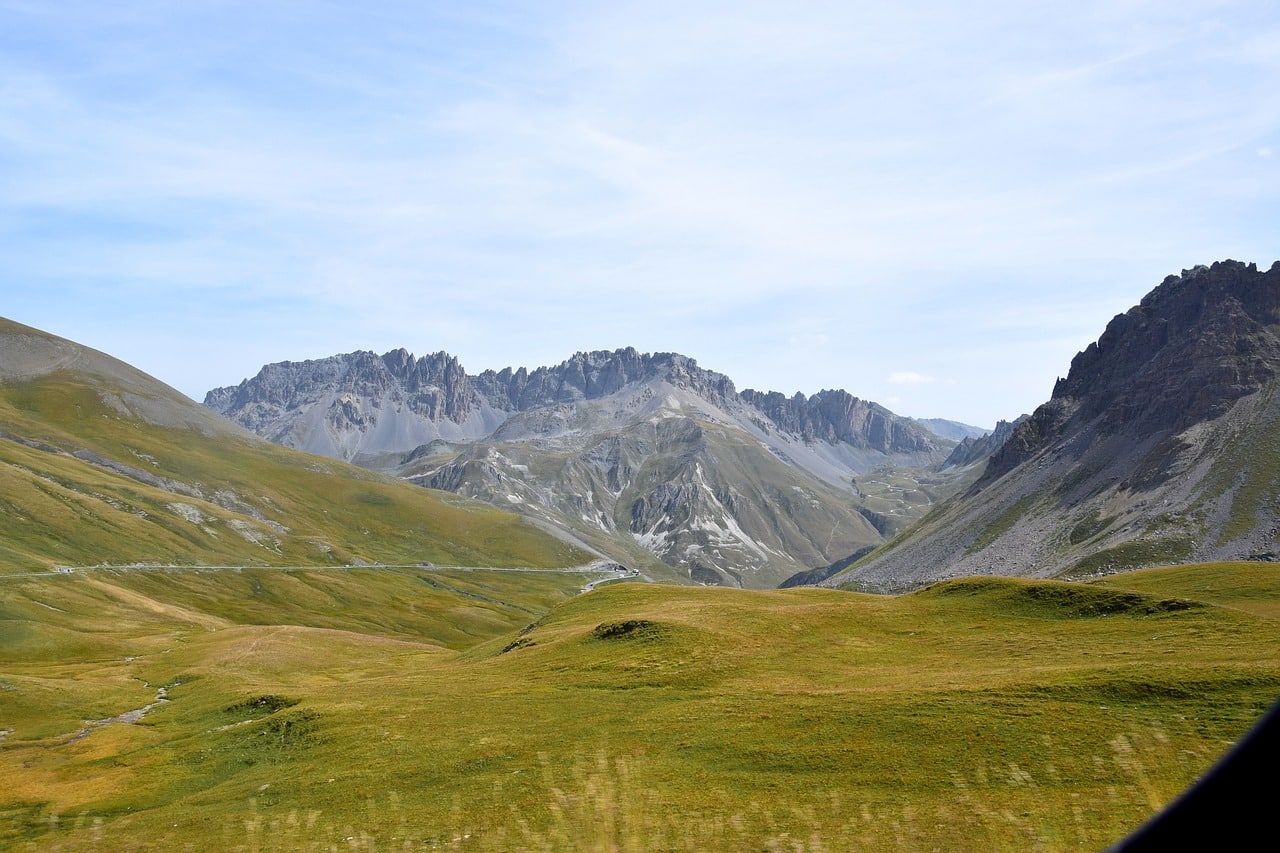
[739,389,939,454]
[834,259,1280,590]
[207,346,951,587]
[983,260,1280,484]
[942,417,1026,470]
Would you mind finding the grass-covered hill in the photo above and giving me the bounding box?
[3,561,1277,850]
[0,317,588,572]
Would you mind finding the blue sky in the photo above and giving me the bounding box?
[3,1,1277,428]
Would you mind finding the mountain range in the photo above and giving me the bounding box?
[831,259,1280,590]
[4,262,1279,851]
[7,257,1277,592]
[205,258,1280,592]
[206,348,967,587]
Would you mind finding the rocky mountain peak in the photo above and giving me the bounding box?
[738,387,941,454]
[830,258,1280,589]
[470,348,739,412]
[983,259,1280,484]
[942,416,1026,469]
[205,343,955,585]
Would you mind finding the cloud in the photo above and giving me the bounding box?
[888,372,939,386]
[3,0,1279,427]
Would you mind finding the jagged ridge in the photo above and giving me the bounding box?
[984,260,1280,484]
[207,347,954,588]
[831,259,1280,590]
[206,347,939,462]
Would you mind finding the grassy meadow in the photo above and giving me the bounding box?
[3,562,1278,851]
[0,371,587,573]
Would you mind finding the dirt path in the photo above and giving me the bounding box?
[64,685,171,745]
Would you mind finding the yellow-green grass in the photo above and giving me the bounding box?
[1093,560,1280,621]
[4,563,1278,850]
[0,373,588,572]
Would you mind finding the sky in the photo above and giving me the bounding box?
[3,1,1278,428]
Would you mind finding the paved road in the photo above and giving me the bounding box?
[0,560,637,589]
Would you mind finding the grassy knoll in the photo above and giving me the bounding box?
[3,564,1279,851]
[1094,561,1280,621]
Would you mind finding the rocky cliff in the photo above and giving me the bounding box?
[831,259,1280,589]
[207,347,939,464]
[738,389,939,454]
[983,261,1280,484]
[942,417,1026,470]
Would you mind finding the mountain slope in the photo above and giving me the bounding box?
[208,348,954,587]
[831,260,1280,590]
[913,417,991,441]
[0,317,587,573]
[940,416,1026,470]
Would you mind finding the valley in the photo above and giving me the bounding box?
[4,259,1280,850]
[3,562,1277,851]
[206,348,961,588]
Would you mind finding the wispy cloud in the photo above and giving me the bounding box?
[2,1,1278,425]
[888,372,939,386]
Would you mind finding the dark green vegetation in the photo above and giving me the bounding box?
[3,563,1277,851]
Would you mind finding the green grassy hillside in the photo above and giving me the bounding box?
[0,330,588,573]
[3,563,1277,850]
[1094,561,1280,620]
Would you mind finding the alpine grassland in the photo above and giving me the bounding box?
[3,563,1278,851]
[0,371,587,573]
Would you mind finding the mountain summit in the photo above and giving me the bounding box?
[833,259,1280,589]
[984,259,1280,485]
[205,347,939,464]
[208,348,954,587]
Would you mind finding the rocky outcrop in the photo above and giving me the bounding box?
[203,349,482,440]
[472,348,738,412]
[739,389,940,454]
[942,416,1026,470]
[207,346,947,467]
[830,259,1280,590]
[982,260,1280,485]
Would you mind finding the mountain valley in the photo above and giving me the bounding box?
[4,259,1280,850]
[207,349,974,587]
